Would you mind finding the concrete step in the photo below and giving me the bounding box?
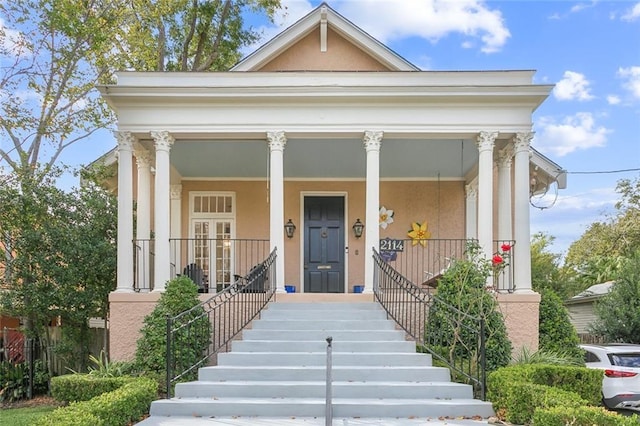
[260,309,387,320]
[267,302,380,310]
[241,329,406,341]
[251,319,395,331]
[175,380,474,399]
[231,339,416,353]
[198,365,451,382]
[149,397,494,419]
[217,352,432,367]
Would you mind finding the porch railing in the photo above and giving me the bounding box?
[380,238,516,293]
[133,238,270,293]
[373,249,487,399]
[165,248,276,397]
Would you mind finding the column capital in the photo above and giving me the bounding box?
[267,131,287,151]
[363,130,383,151]
[151,131,175,152]
[134,143,152,168]
[170,184,182,200]
[476,131,498,152]
[115,131,135,151]
[498,145,514,168]
[513,132,534,154]
[465,181,478,198]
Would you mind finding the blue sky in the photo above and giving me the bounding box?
[54,0,640,256]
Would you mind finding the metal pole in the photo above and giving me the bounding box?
[325,336,333,426]
[166,315,172,398]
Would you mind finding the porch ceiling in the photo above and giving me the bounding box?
[170,138,478,180]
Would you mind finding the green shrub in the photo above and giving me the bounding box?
[501,381,585,425]
[488,364,604,424]
[134,276,211,382]
[425,242,512,372]
[533,405,640,426]
[488,364,602,408]
[539,289,584,362]
[0,360,50,402]
[37,376,157,426]
[50,374,132,402]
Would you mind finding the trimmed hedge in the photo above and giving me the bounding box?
[50,374,133,402]
[490,380,585,424]
[533,406,640,426]
[37,376,157,426]
[488,364,602,406]
[487,364,604,424]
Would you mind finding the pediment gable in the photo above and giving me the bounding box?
[233,3,418,72]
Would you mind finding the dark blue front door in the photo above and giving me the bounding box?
[304,196,345,293]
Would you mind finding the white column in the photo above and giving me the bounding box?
[465,179,478,240]
[476,131,497,260]
[267,131,287,293]
[134,144,152,292]
[497,145,514,241]
[363,130,383,293]
[514,132,534,293]
[115,131,135,292]
[170,184,182,280]
[151,131,174,292]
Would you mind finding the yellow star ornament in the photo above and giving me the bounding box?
[407,221,431,247]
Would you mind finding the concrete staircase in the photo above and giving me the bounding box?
[142,300,494,423]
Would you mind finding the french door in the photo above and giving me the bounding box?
[191,219,233,292]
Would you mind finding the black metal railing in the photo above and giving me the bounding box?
[493,239,515,293]
[379,239,468,293]
[132,238,270,293]
[133,239,154,292]
[170,238,270,294]
[165,249,276,397]
[373,249,487,399]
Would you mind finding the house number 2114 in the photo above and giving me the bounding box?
[379,238,404,252]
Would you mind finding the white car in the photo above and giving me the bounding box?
[581,343,640,412]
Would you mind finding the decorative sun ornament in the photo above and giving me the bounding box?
[379,206,394,229]
[407,221,431,247]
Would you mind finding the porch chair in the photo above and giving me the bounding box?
[183,263,207,293]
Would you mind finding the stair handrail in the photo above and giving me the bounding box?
[165,248,277,397]
[372,248,487,400]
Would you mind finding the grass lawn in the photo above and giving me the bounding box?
[0,405,58,426]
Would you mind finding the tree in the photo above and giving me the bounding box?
[1,0,283,182]
[590,250,640,343]
[0,0,126,180]
[0,167,117,370]
[121,0,282,72]
[565,175,640,290]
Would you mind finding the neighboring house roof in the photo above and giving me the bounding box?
[565,281,614,305]
[232,2,419,72]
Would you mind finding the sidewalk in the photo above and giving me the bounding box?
[138,416,493,425]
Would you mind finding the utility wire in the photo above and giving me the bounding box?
[565,167,640,175]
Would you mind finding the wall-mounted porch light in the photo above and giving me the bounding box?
[284,219,296,239]
[352,218,364,239]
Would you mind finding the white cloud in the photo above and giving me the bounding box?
[617,66,640,99]
[621,2,640,21]
[334,0,510,53]
[553,71,594,101]
[607,95,621,105]
[570,1,597,14]
[535,112,610,157]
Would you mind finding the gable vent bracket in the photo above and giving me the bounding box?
[320,5,328,52]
